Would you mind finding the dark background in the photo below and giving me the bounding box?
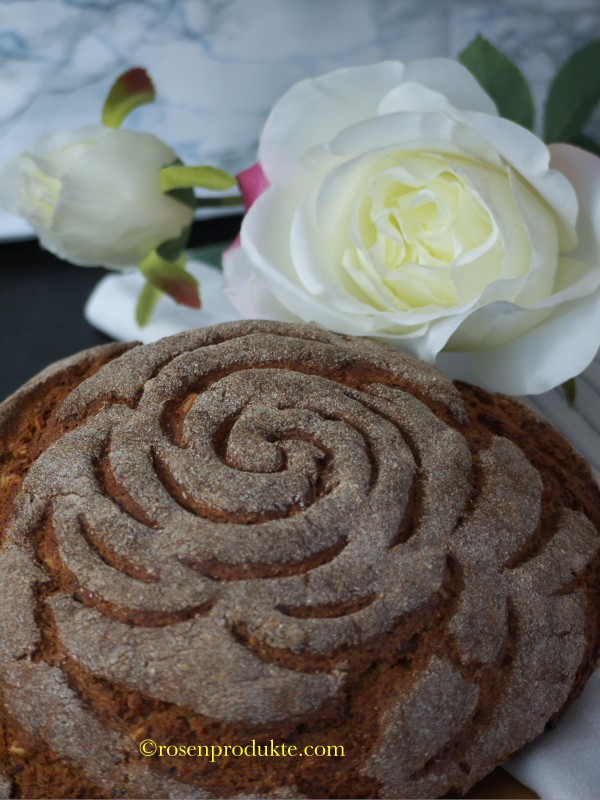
[0,214,241,402]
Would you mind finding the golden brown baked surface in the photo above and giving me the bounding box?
[0,320,598,799]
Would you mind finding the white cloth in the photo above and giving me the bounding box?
[85,259,242,344]
[507,671,600,800]
[86,258,600,800]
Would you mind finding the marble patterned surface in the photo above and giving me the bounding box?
[0,0,598,238]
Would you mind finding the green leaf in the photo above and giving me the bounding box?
[562,377,577,405]
[102,67,156,129]
[568,131,600,157]
[196,195,243,209]
[135,281,163,327]
[160,165,237,193]
[187,242,230,270]
[167,187,197,211]
[138,250,200,309]
[459,34,535,130]
[156,222,193,263]
[545,40,600,143]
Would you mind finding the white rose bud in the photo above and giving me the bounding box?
[0,125,193,270]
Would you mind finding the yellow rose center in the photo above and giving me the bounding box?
[342,153,499,311]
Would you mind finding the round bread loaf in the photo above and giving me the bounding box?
[0,320,598,799]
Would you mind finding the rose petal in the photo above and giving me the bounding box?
[237,163,270,210]
[222,244,260,318]
[259,62,405,181]
[0,154,27,215]
[326,111,502,167]
[503,169,558,306]
[463,111,579,250]
[402,58,499,116]
[549,144,600,264]
[378,60,498,120]
[444,250,600,354]
[470,287,600,395]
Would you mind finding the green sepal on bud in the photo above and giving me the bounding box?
[102,67,156,129]
[100,71,236,326]
[160,165,237,193]
[135,281,164,328]
[136,250,200,327]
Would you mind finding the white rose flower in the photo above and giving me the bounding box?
[0,125,193,269]
[223,60,600,395]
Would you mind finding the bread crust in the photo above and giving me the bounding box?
[0,321,598,799]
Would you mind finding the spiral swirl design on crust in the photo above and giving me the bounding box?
[0,321,598,798]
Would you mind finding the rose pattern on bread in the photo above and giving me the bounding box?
[0,321,598,799]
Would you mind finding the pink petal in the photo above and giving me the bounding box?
[237,163,269,210]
